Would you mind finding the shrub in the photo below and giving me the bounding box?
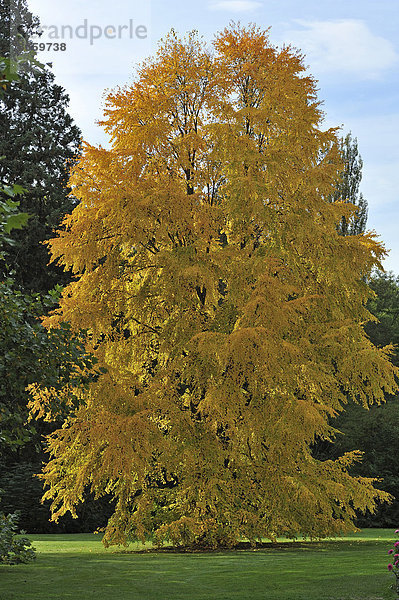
[0,509,35,564]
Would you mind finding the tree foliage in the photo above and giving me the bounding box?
[0,41,97,471]
[0,0,82,293]
[0,281,99,456]
[0,462,115,534]
[316,398,399,528]
[0,509,35,564]
[0,45,35,564]
[30,26,398,548]
[332,133,368,236]
[366,271,399,366]
[314,271,399,527]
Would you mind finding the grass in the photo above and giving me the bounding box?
[0,529,397,600]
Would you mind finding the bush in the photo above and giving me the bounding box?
[0,510,35,564]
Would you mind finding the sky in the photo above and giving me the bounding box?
[27,0,399,273]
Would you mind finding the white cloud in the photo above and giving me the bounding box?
[209,1,262,12]
[281,19,398,80]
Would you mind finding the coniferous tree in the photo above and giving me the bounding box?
[0,0,81,293]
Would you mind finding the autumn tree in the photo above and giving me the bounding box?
[30,26,398,549]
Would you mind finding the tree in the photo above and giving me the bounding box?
[0,46,103,534]
[332,133,368,236]
[30,26,398,549]
[0,191,103,532]
[0,48,94,460]
[0,0,82,293]
[366,271,399,366]
[0,49,36,564]
[314,130,398,528]
[0,0,39,58]
[315,398,399,528]
[314,271,399,527]
[0,181,99,461]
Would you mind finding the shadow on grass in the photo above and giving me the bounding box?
[113,537,388,555]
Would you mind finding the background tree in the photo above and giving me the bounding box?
[0,0,81,294]
[0,0,39,57]
[0,187,105,533]
[366,271,399,365]
[314,271,399,527]
[315,122,399,527]
[332,133,368,236]
[0,37,110,533]
[0,55,35,556]
[0,211,109,531]
[30,26,398,549]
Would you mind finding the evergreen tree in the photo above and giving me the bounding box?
[0,0,81,293]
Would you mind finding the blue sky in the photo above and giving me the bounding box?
[28,0,399,273]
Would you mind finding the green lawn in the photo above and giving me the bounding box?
[0,529,397,600]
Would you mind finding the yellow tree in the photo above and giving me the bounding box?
[29,25,398,548]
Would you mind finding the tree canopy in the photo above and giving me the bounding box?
[30,25,398,549]
[332,133,368,236]
[0,0,82,293]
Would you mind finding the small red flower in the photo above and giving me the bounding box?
[395,529,399,533]
[388,564,394,571]
[389,549,394,554]
[394,541,399,547]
